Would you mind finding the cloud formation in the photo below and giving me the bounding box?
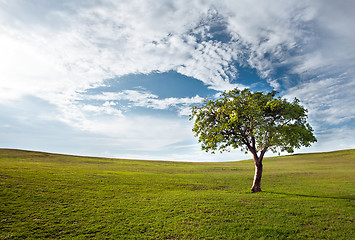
[84,90,204,115]
[0,0,318,101]
[285,74,355,125]
[1,0,354,159]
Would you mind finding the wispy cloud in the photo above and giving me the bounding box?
[84,90,203,114]
[0,0,320,105]
[285,74,355,125]
[1,0,354,159]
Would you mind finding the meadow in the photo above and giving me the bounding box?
[0,148,354,239]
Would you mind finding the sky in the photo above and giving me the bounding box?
[0,0,354,161]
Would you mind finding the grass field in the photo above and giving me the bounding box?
[0,148,354,239]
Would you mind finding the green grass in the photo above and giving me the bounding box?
[0,148,354,239]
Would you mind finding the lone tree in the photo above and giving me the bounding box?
[190,88,317,192]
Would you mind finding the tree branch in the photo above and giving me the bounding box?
[259,147,268,162]
[251,136,256,149]
[239,130,254,153]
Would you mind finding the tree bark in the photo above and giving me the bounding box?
[251,160,263,192]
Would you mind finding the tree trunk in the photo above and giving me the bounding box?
[251,160,263,192]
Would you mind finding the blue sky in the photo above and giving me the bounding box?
[0,0,354,161]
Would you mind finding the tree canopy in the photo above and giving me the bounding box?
[190,88,317,192]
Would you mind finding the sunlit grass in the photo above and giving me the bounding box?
[1,149,354,239]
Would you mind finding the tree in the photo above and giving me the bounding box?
[190,88,317,192]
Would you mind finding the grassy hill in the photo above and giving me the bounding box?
[0,148,354,239]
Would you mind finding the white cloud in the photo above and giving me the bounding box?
[0,0,316,104]
[0,0,238,106]
[294,126,355,154]
[0,0,331,106]
[82,104,123,116]
[84,90,203,114]
[1,0,354,160]
[217,0,318,79]
[60,113,195,152]
[1,0,354,101]
[284,74,355,125]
